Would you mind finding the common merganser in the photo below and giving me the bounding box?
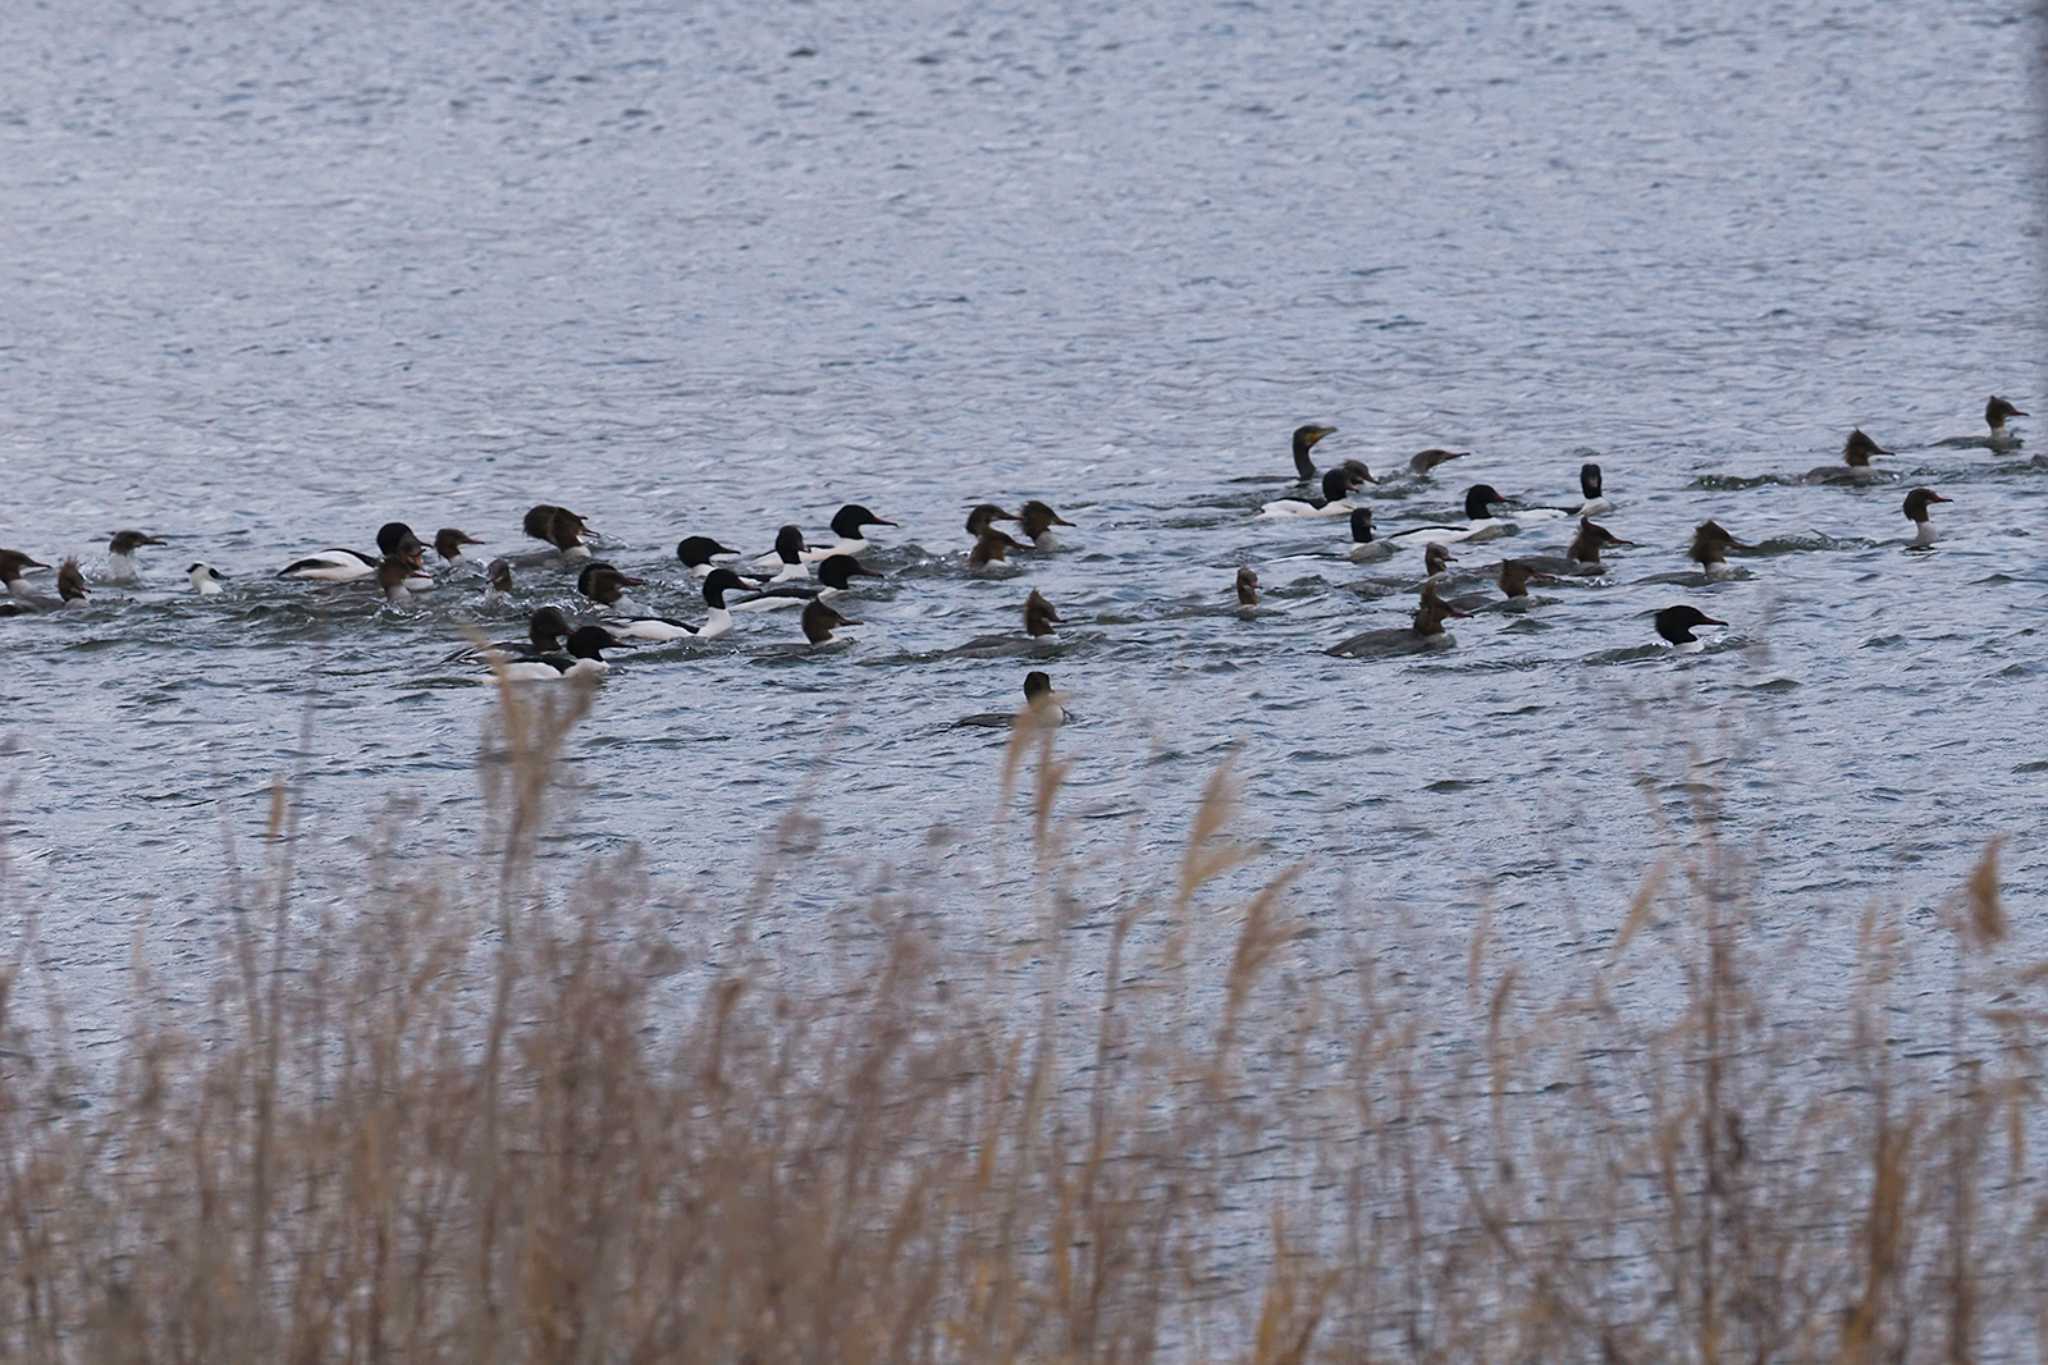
[1406,448,1468,476]
[1384,485,1514,546]
[969,527,1024,569]
[280,522,421,582]
[1810,429,1890,483]
[1328,582,1469,657]
[188,563,227,596]
[752,525,813,584]
[730,554,880,610]
[800,504,896,563]
[1260,468,1358,519]
[56,558,89,607]
[493,625,613,681]
[1024,588,1061,641]
[676,535,743,578]
[1688,520,1744,577]
[966,505,1018,536]
[1497,559,1545,599]
[1421,542,1456,583]
[691,568,744,638]
[1235,566,1259,609]
[801,598,858,646]
[0,549,51,599]
[1567,518,1633,569]
[447,606,569,663]
[1347,507,1395,562]
[1655,605,1725,651]
[483,558,514,606]
[523,505,597,560]
[1986,395,2027,451]
[378,554,425,605]
[1020,500,1074,546]
[956,671,1067,728]
[1513,464,1609,520]
[434,528,484,565]
[104,530,167,584]
[576,563,646,611]
[1903,487,1950,548]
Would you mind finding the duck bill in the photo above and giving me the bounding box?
[870,518,898,528]
[1701,616,1727,627]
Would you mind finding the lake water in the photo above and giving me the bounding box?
[2,1,2044,1063]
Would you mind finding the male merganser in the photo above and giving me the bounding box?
[1986,395,2028,451]
[1346,507,1395,562]
[969,526,1025,569]
[676,535,743,578]
[1903,487,1950,548]
[956,671,1067,728]
[434,528,484,565]
[1235,566,1259,609]
[1654,605,1726,651]
[691,568,744,638]
[800,504,896,562]
[188,563,227,596]
[280,522,422,582]
[448,606,570,663]
[1024,588,1061,641]
[1688,520,1743,578]
[1384,485,1514,546]
[1328,582,1469,657]
[1259,468,1358,519]
[1513,464,1609,520]
[1019,500,1074,547]
[1810,429,1890,483]
[1,549,51,599]
[966,504,1018,536]
[730,553,880,609]
[801,598,858,646]
[104,530,167,584]
[753,525,812,584]
[493,625,613,681]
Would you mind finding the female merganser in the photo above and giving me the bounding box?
[1655,605,1726,652]
[1,549,51,599]
[378,554,425,605]
[800,504,897,562]
[1445,557,1545,613]
[1688,520,1744,578]
[483,558,514,606]
[966,504,1018,536]
[956,671,1067,728]
[1346,507,1396,562]
[1328,582,1469,657]
[104,530,167,583]
[188,563,228,596]
[1513,464,1609,520]
[1384,485,1514,546]
[55,558,90,608]
[494,625,613,681]
[522,505,597,560]
[576,563,647,612]
[1420,542,1456,583]
[448,606,570,663]
[1259,468,1358,519]
[1406,448,1468,476]
[676,535,743,578]
[1024,588,1061,641]
[1235,566,1259,609]
[1903,487,1950,548]
[433,528,484,565]
[280,522,421,582]
[1019,500,1074,547]
[1810,428,1890,483]
[1986,395,2027,451]
[1567,518,1633,570]
[730,554,880,609]
[753,525,813,584]
[969,526,1024,569]
[801,598,858,646]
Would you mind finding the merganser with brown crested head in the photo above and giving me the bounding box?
[1406,448,1468,476]
[1024,588,1061,642]
[523,505,597,560]
[801,598,858,646]
[1019,500,1074,547]
[1327,581,1469,657]
[0,549,51,600]
[1689,520,1744,578]
[1234,566,1259,609]
[433,528,484,565]
[966,504,1017,537]
[1986,395,2027,451]
[105,530,167,584]
[1903,487,1950,548]
[1809,428,1890,483]
[969,526,1024,569]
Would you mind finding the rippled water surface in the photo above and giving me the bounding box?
[3,2,2045,1032]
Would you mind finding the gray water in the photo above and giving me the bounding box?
[3,2,2045,1044]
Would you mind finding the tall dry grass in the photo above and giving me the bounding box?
[0,681,2044,1361]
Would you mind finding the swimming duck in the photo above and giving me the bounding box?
[1513,464,1609,520]
[801,598,858,646]
[483,558,514,606]
[732,554,881,609]
[1688,520,1744,578]
[752,525,812,584]
[279,522,422,582]
[1327,582,1469,657]
[1384,485,1514,546]
[188,563,228,596]
[957,671,1067,728]
[801,504,896,562]
[1235,566,1259,609]
[575,562,646,610]
[0,549,51,599]
[104,530,167,584]
[1019,500,1074,546]
[1024,588,1061,641]
[1986,396,2027,451]
[1405,448,1468,476]
[447,606,570,663]
[1810,428,1890,483]
[966,504,1018,537]
[1346,507,1396,562]
[969,527,1025,569]
[1259,468,1358,519]
[1654,605,1726,651]
[676,535,743,578]
[492,625,613,681]
[1903,487,1950,548]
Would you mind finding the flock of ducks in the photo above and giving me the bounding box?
[0,394,2028,722]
